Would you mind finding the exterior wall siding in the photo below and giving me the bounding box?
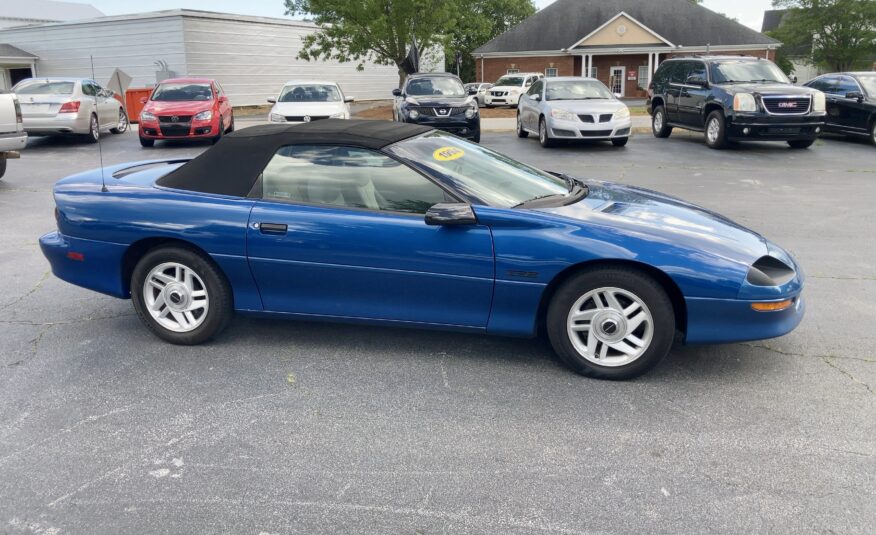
[0,17,187,89]
[476,56,575,84]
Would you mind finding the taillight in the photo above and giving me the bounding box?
[13,98,22,124]
[59,101,81,113]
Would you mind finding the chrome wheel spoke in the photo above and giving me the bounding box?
[609,340,639,356]
[150,293,166,312]
[627,311,648,333]
[602,290,623,312]
[143,261,210,333]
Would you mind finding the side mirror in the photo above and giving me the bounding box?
[267,97,277,104]
[344,96,354,102]
[789,74,798,84]
[532,93,541,102]
[846,91,864,101]
[468,87,478,95]
[219,96,228,103]
[425,203,477,226]
[139,97,148,104]
[392,88,402,97]
[686,75,708,87]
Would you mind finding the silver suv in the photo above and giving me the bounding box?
[0,90,26,180]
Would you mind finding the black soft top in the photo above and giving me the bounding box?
[156,119,432,197]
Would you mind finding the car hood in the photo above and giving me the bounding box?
[405,96,474,107]
[490,85,524,93]
[144,101,213,115]
[538,180,769,264]
[546,99,626,113]
[718,83,819,96]
[271,102,347,116]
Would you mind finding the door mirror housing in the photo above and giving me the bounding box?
[425,203,477,226]
[468,86,478,95]
[846,91,864,101]
[392,88,402,97]
[686,75,708,87]
[531,93,541,102]
[267,97,277,104]
[218,96,228,103]
[344,96,355,102]
[789,74,798,84]
[139,96,148,104]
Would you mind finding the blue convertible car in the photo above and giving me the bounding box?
[40,120,804,379]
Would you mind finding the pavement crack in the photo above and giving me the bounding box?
[5,324,53,368]
[822,357,875,396]
[743,342,875,364]
[0,270,50,311]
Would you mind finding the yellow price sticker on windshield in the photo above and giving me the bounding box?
[433,146,464,161]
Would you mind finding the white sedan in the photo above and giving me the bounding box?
[267,81,353,124]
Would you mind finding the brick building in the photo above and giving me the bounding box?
[473,0,781,99]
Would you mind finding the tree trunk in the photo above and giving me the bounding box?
[397,66,408,88]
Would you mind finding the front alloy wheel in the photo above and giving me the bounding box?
[704,110,728,149]
[539,117,554,148]
[517,113,529,138]
[85,114,99,143]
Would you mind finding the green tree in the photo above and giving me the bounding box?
[284,0,459,86]
[445,0,536,82]
[770,0,876,71]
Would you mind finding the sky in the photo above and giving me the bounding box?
[69,0,774,32]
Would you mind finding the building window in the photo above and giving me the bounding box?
[506,68,519,74]
[545,67,558,77]
[638,66,650,90]
[586,67,598,79]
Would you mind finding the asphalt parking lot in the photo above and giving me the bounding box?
[1,126,874,534]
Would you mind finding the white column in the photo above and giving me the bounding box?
[647,53,653,79]
[586,54,592,77]
[653,53,660,74]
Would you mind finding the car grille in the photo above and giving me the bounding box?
[579,129,613,137]
[159,124,192,136]
[490,91,508,96]
[284,115,330,122]
[158,115,193,123]
[410,107,466,116]
[761,96,811,115]
[577,114,615,123]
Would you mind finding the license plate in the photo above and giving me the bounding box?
[769,127,800,135]
[22,103,53,113]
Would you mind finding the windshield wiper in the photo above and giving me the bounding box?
[513,193,567,208]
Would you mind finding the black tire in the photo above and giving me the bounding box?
[211,124,223,145]
[110,109,128,134]
[131,246,233,345]
[787,139,815,149]
[84,114,99,144]
[227,114,235,133]
[652,105,672,138]
[516,112,529,138]
[704,110,729,149]
[0,157,6,180]
[471,131,481,143]
[870,120,876,146]
[546,267,675,380]
[539,117,554,148]
[611,137,629,147]
[139,136,154,147]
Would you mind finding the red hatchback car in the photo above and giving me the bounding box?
[138,77,234,147]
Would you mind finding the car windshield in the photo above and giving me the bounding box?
[14,81,75,95]
[857,75,876,96]
[279,84,341,102]
[495,76,525,87]
[151,83,213,101]
[710,60,789,84]
[546,80,614,100]
[406,77,466,97]
[387,132,569,208]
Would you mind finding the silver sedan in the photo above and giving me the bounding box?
[517,77,632,148]
[13,78,128,143]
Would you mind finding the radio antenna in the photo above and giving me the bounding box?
[90,55,108,192]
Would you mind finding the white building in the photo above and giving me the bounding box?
[0,0,103,29]
[0,9,444,103]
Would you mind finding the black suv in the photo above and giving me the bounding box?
[393,73,480,142]
[647,56,826,149]
[804,72,876,145]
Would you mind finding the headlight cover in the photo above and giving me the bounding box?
[408,109,420,120]
[550,108,577,121]
[465,104,478,119]
[613,107,630,120]
[140,111,156,122]
[733,93,757,112]
[269,113,286,122]
[193,110,212,121]
[812,91,826,113]
[330,111,347,119]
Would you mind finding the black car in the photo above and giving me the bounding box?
[804,72,876,145]
[647,56,827,149]
[392,73,480,142]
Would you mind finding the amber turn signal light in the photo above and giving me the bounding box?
[751,299,793,312]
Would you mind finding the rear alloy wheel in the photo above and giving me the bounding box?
[85,114,99,144]
[787,139,815,149]
[652,105,672,138]
[110,109,128,134]
[612,137,629,147]
[547,267,675,380]
[131,246,232,345]
[704,110,728,149]
[539,117,554,148]
[517,113,529,138]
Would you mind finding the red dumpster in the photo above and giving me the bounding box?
[125,87,153,123]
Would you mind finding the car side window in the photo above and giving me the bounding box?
[816,76,842,94]
[81,82,97,97]
[671,61,694,84]
[526,80,543,97]
[260,145,451,214]
[652,63,673,86]
[836,76,861,96]
[687,61,707,82]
